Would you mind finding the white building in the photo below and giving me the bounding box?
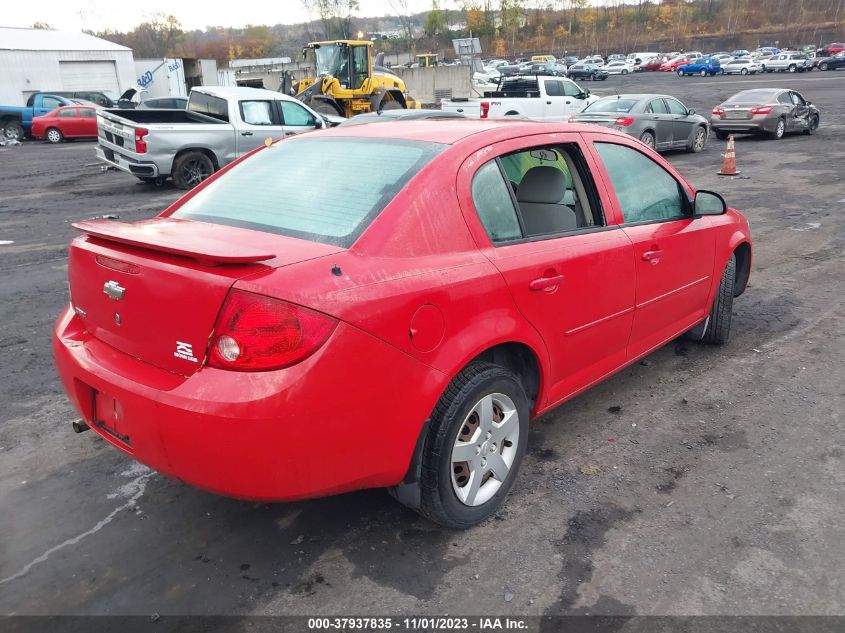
[0,27,136,106]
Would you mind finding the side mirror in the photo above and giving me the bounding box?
[688,108,696,115]
[582,88,591,98]
[694,190,727,216]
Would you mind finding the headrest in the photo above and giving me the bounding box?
[516,166,566,204]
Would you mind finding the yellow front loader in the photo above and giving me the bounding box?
[286,40,421,118]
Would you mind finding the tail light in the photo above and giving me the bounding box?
[480,102,490,119]
[208,290,337,371]
[135,127,149,154]
[614,116,635,127]
[750,106,773,115]
[712,107,725,116]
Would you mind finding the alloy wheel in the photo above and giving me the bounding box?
[450,393,520,507]
[47,129,62,143]
[693,128,706,151]
[182,159,211,187]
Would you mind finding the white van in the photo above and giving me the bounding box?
[627,52,658,65]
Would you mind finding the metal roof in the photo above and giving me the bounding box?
[0,27,131,52]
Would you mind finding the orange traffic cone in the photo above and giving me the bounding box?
[718,135,740,176]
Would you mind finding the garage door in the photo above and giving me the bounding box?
[60,61,120,93]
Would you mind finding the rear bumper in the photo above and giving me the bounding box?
[53,307,442,501]
[710,117,775,134]
[95,145,160,178]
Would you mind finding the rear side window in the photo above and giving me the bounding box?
[171,138,444,247]
[189,93,229,121]
[595,143,685,223]
[544,80,563,96]
[57,108,77,118]
[80,108,96,118]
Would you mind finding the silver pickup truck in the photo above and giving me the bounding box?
[96,86,330,188]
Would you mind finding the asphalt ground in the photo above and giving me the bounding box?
[0,70,843,627]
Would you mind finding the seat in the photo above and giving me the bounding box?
[516,166,577,235]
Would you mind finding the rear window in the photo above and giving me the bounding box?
[726,90,778,102]
[170,137,444,247]
[584,98,638,113]
[189,92,229,121]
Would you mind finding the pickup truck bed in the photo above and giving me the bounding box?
[100,109,225,125]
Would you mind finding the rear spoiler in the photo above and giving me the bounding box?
[72,218,276,265]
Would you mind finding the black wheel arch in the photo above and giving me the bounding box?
[733,242,752,297]
[172,147,220,173]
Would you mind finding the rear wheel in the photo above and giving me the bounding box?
[379,99,403,112]
[314,103,340,116]
[740,67,748,75]
[3,120,24,141]
[639,130,655,149]
[819,62,829,71]
[700,69,707,77]
[688,126,707,153]
[418,362,529,529]
[701,255,736,345]
[714,129,729,140]
[788,64,797,73]
[172,151,214,189]
[46,127,63,144]
[621,68,628,75]
[769,117,785,140]
[677,69,685,76]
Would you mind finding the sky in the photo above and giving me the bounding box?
[6,0,439,33]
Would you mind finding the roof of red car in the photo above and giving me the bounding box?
[320,119,622,145]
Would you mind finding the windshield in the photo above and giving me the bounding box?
[313,44,345,77]
[171,137,445,247]
[584,98,638,113]
[726,90,778,103]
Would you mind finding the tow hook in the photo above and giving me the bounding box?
[72,419,90,433]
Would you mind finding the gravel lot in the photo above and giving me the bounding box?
[1,71,843,624]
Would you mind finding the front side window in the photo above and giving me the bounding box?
[665,99,688,115]
[789,92,805,106]
[562,81,582,97]
[171,138,443,247]
[595,143,685,224]
[42,97,63,110]
[281,101,316,127]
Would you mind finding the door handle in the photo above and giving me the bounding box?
[546,101,552,105]
[642,250,663,263]
[529,274,565,291]
[241,131,254,136]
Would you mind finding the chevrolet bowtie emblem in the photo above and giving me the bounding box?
[103,280,126,301]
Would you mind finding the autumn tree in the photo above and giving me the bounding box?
[300,0,360,39]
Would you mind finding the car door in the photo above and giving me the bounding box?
[459,137,635,405]
[79,107,98,137]
[235,98,287,154]
[586,135,715,359]
[645,98,673,149]
[56,108,81,137]
[542,79,568,120]
[788,91,810,131]
[664,97,695,147]
[278,100,319,136]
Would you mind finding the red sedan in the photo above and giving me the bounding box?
[54,121,752,528]
[661,56,691,71]
[31,105,98,143]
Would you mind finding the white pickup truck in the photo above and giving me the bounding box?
[95,86,331,189]
[441,75,598,120]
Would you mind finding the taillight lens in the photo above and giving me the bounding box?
[712,107,725,116]
[135,127,149,154]
[614,116,635,127]
[208,290,337,371]
[750,106,773,115]
[480,102,490,119]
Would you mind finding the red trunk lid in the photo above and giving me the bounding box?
[68,218,343,376]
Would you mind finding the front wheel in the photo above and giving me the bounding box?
[419,362,529,529]
[701,255,736,345]
[677,69,685,76]
[688,126,707,153]
[803,115,819,135]
[379,100,403,112]
[46,127,63,144]
[819,62,829,71]
[741,68,748,75]
[622,69,628,75]
[700,69,707,77]
[788,64,797,73]
[171,151,215,189]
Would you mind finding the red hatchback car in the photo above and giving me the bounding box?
[32,105,98,143]
[54,121,752,528]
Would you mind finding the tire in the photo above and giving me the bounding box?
[677,69,684,76]
[803,115,819,135]
[379,99,403,112]
[3,120,25,141]
[741,68,748,75]
[768,117,785,140]
[714,129,729,140]
[171,151,215,190]
[819,62,829,71]
[700,69,707,77]
[639,130,655,149]
[788,64,796,73]
[314,103,340,116]
[622,69,628,75]
[46,127,63,144]
[589,73,596,81]
[419,362,529,529]
[688,126,707,153]
[701,255,736,345]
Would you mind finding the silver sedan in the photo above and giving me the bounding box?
[572,93,709,152]
[710,88,820,140]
